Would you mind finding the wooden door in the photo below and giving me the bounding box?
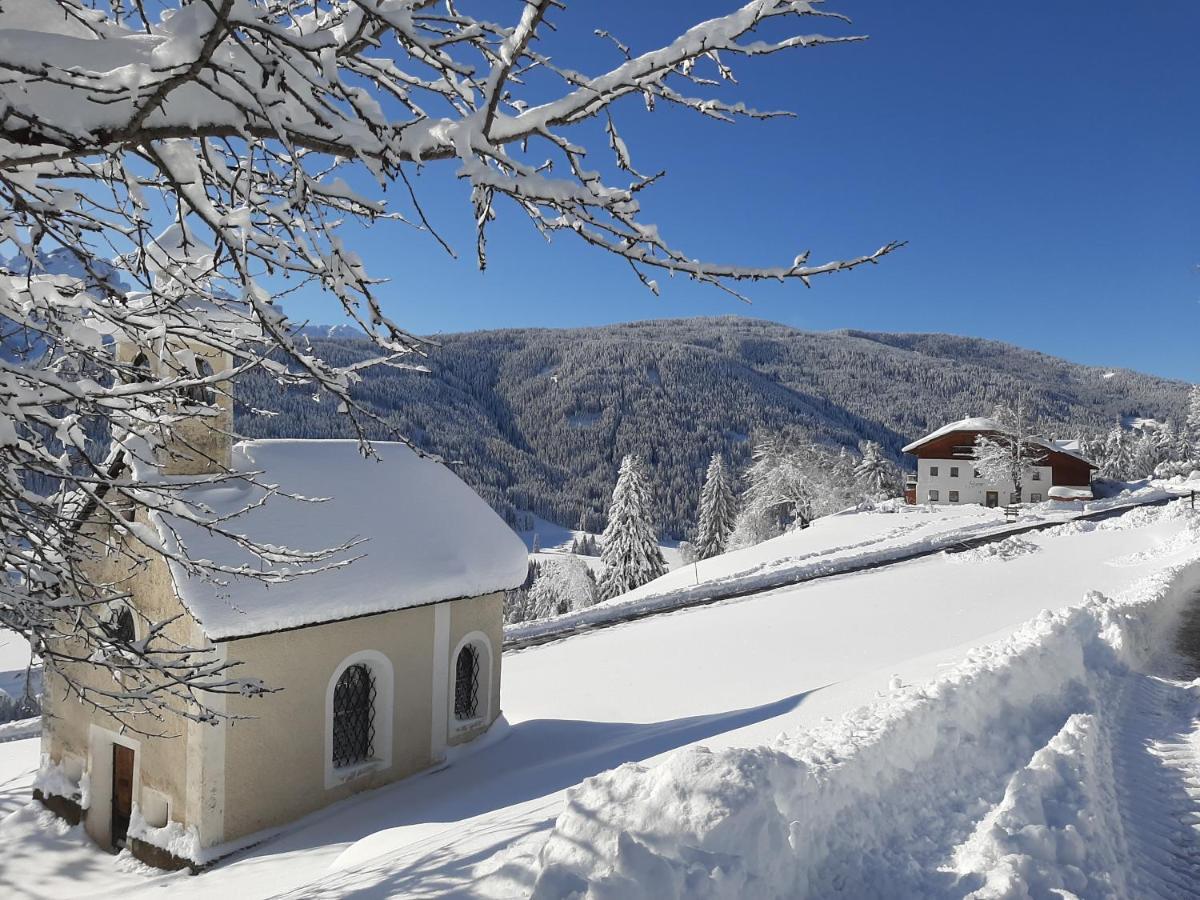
[985,491,999,508]
[111,744,134,849]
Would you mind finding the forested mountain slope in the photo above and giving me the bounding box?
[239,318,1188,538]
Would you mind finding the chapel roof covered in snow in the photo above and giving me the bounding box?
[163,440,530,641]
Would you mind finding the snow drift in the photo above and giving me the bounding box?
[525,552,1200,899]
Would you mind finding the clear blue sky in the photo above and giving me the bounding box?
[286,1,1199,380]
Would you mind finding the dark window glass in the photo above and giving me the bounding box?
[106,607,135,643]
[332,664,375,767]
[183,358,216,405]
[126,351,152,384]
[454,645,481,721]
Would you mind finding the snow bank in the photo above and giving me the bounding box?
[32,753,86,807]
[946,535,1040,564]
[526,554,1200,899]
[0,716,40,743]
[951,713,1130,898]
[507,490,1178,646]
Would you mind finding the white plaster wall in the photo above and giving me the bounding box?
[219,591,505,844]
[915,458,1054,506]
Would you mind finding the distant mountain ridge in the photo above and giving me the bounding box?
[235,317,1189,538]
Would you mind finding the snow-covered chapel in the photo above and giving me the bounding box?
[35,325,529,869]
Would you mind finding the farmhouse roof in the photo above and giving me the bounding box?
[902,417,1096,468]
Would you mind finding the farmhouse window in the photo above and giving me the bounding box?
[973,468,981,478]
[928,489,939,502]
[929,466,939,477]
[950,467,959,478]
[1031,492,1043,503]
[332,664,375,768]
[454,644,481,721]
[1032,470,1041,481]
[949,491,959,503]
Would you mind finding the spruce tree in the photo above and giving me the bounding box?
[696,453,738,560]
[854,440,900,499]
[1188,386,1200,457]
[1102,424,1135,480]
[597,455,666,600]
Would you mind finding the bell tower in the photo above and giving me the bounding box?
[115,333,234,477]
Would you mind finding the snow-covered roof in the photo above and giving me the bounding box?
[166,440,530,641]
[901,418,1005,454]
[1038,439,1093,466]
[902,418,1096,467]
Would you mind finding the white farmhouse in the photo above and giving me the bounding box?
[902,417,1097,507]
[34,330,529,869]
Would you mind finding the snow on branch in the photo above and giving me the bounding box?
[0,0,899,726]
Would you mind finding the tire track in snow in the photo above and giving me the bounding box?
[1109,673,1200,899]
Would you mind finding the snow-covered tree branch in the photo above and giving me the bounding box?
[0,0,899,725]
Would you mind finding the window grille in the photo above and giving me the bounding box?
[949,490,959,502]
[454,644,481,721]
[929,466,939,477]
[332,664,375,768]
[950,467,959,477]
[1031,493,1043,503]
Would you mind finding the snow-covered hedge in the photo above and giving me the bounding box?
[526,554,1200,898]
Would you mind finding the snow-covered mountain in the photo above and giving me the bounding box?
[236,318,1190,538]
[0,247,130,293]
[293,323,365,340]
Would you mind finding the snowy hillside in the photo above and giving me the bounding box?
[235,319,1191,537]
[3,497,1200,897]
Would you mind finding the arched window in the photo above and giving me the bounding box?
[182,357,216,405]
[331,664,375,768]
[104,607,135,644]
[453,644,480,721]
[124,351,152,384]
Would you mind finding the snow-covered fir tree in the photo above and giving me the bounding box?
[1185,386,1200,461]
[1131,429,1161,480]
[597,456,667,600]
[1102,423,1137,480]
[854,440,901,500]
[696,454,738,560]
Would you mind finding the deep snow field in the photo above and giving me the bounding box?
[3,497,1200,897]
